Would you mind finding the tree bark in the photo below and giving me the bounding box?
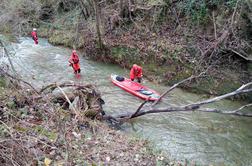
[92,0,103,50]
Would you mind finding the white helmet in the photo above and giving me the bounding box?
[33,28,37,31]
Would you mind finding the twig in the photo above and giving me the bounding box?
[172,7,180,28]
[231,49,252,61]
[212,10,217,40]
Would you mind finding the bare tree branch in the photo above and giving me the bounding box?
[231,103,252,113]
[114,81,252,122]
[131,100,148,118]
[186,82,252,108]
[0,40,17,75]
[231,49,252,61]
[152,70,207,106]
[118,105,197,120]
[40,82,93,93]
[199,104,252,117]
[212,10,217,40]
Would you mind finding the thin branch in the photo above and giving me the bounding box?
[130,100,148,118]
[186,82,252,108]
[0,69,39,94]
[40,82,93,93]
[231,49,252,61]
[229,103,252,113]
[128,0,141,30]
[212,10,217,40]
[126,106,197,119]
[152,70,207,106]
[0,40,17,75]
[199,103,252,117]
[101,115,120,124]
[236,82,252,91]
[0,120,13,137]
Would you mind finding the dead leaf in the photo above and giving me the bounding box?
[44,157,52,166]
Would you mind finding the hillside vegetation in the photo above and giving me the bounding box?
[0,0,251,98]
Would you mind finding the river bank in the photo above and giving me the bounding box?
[37,25,251,102]
[0,75,182,165]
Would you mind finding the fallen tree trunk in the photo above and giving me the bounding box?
[112,81,252,123]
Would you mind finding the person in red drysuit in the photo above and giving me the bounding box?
[69,50,81,74]
[130,64,143,83]
[31,28,38,44]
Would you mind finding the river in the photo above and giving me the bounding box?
[9,37,252,166]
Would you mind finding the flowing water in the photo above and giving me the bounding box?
[9,38,252,166]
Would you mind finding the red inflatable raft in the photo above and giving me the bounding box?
[111,74,160,101]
